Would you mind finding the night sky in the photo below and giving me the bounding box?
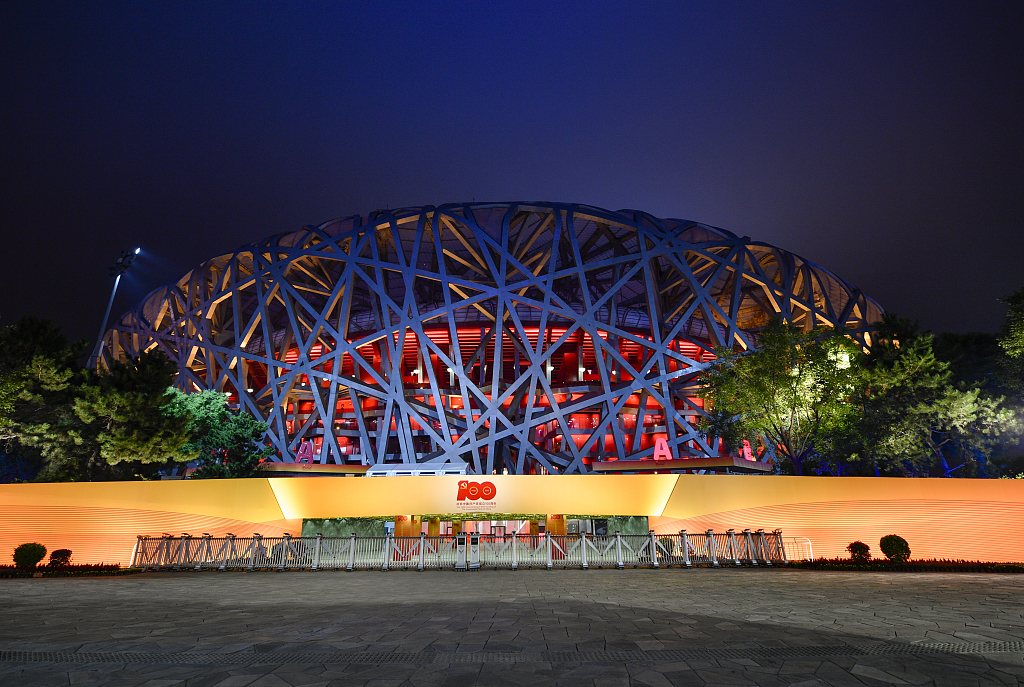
[2,2,1021,346]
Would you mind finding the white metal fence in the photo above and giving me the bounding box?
[782,537,815,561]
[130,529,790,571]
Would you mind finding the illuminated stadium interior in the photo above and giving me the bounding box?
[101,202,882,475]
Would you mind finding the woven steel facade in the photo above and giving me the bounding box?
[101,202,881,474]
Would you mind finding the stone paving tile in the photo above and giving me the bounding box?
[1,570,1024,685]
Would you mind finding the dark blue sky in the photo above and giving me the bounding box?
[3,2,1021,343]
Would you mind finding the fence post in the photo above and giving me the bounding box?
[546,533,552,570]
[418,532,425,572]
[347,532,356,572]
[705,529,719,568]
[774,529,788,563]
[277,533,290,571]
[249,533,261,571]
[757,529,772,566]
[727,529,742,566]
[511,531,518,570]
[157,533,170,570]
[580,532,588,570]
[649,530,660,569]
[680,530,691,568]
[456,532,467,570]
[743,529,758,566]
[175,533,190,571]
[615,531,623,569]
[383,533,392,571]
[130,536,142,568]
[221,534,234,570]
[196,534,210,571]
[312,533,322,571]
[469,533,480,570]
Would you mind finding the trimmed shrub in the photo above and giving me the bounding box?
[48,549,72,567]
[13,543,47,569]
[846,541,870,562]
[880,534,911,562]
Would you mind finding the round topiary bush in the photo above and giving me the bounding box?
[48,549,72,567]
[13,543,47,569]
[846,541,870,562]
[880,534,911,562]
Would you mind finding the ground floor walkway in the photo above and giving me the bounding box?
[1,569,1022,686]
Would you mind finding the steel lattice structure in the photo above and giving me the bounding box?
[101,202,882,474]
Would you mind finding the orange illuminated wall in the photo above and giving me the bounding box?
[652,475,1024,561]
[1,476,1022,565]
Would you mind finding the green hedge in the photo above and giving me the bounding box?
[788,558,1024,573]
[0,564,141,579]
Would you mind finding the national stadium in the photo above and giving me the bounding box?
[98,202,882,476]
[7,203,1020,566]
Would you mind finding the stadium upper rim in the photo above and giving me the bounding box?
[123,202,882,341]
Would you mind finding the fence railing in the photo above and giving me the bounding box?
[782,536,815,561]
[130,529,789,572]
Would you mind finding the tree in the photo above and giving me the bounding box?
[187,413,275,479]
[697,318,865,475]
[0,317,84,441]
[999,286,1024,359]
[997,286,1024,396]
[164,389,275,478]
[0,375,17,433]
[16,351,194,480]
[855,314,1020,477]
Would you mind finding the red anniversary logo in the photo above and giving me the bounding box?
[456,480,496,501]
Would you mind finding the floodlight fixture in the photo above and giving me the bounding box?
[89,247,142,369]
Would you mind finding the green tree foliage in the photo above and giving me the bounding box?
[15,349,194,481]
[999,287,1024,360]
[165,389,275,478]
[0,318,87,478]
[697,318,865,475]
[854,314,1020,477]
[846,541,870,562]
[997,286,1024,396]
[13,542,46,568]
[879,534,911,562]
[0,318,83,440]
[188,412,275,479]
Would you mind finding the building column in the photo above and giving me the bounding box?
[427,518,441,537]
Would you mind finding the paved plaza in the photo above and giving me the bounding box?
[0,568,1022,686]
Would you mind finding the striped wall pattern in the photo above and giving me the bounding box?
[653,500,1024,560]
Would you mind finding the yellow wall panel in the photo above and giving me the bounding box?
[268,474,679,519]
[2,475,1022,565]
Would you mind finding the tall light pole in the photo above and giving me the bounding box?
[88,247,140,371]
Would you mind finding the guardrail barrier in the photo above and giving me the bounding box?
[130,529,789,571]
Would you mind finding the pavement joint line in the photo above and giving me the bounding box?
[2,641,1022,665]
